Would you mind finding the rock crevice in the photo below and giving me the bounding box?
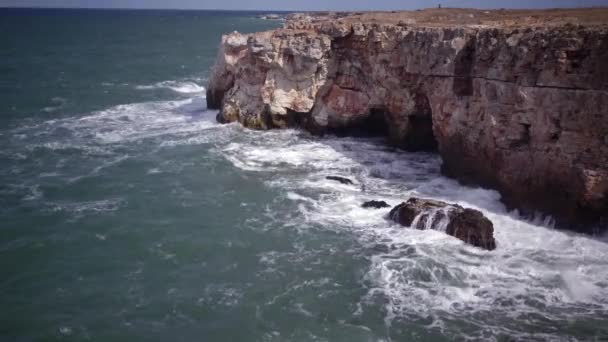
[207,9,608,232]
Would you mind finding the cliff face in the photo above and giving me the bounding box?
[207,9,608,231]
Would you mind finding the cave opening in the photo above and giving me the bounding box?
[325,95,438,153]
[327,107,389,138]
[366,108,391,136]
[402,114,438,152]
[306,86,439,152]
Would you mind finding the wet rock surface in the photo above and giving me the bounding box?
[362,200,391,209]
[389,198,496,250]
[207,8,608,232]
[326,176,354,185]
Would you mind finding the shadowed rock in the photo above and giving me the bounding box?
[389,197,496,250]
[362,200,391,209]
[207,8,608,232]
[446,208,496,251]
[326,176,354,185]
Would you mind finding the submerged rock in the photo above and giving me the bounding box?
[372,244,392,253]
[362,200,391,209]
[389,197,496,250]
[326,176,354,185]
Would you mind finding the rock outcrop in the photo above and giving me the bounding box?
[389,198,497,250]
[362,200,391,209]
[326,176,355,185]
[207,8,608,232]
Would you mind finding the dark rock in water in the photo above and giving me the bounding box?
[326,176,354,185]
[362,200,390,209]
[389,198,448,226]
[447,208,496,251]
[389,197,496,250]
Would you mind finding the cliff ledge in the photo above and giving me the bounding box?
[207,8,608,232]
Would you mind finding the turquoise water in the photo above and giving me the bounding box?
[2,8,608,341]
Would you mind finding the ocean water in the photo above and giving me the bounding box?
[1,8,608,342]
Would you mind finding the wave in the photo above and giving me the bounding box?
[7,83,608,339]
[217,127,608,339]
[135,80,205,94]
[42,97,67,113]
[7,93,224,189]
[18,96,217,147]
[48,198,124,214]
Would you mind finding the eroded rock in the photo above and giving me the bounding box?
[326,176,354,185]
[207,8,608,232]
[362,200,391,209]
[389,198,496,250]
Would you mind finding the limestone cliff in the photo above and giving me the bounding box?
[207,8,608,232]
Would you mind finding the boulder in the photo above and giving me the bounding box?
[389,197,496,250]
[326,176,354,185]
[362,200,391,209]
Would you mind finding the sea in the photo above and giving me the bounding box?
[1,8,607,341]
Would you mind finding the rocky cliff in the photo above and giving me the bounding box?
[207,8,608,232]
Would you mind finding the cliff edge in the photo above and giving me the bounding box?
[207,8,608,232]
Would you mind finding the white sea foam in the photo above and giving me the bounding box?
[135,80,205,94]
[59,326,72,335]
[217,126,608,339]
[22,184,43,201]
[9,81,607,338]
[146,168,161,175]
[9,93,229,209]
[31,96,219,148]
[49,198,124,214]
[42,97,67,113]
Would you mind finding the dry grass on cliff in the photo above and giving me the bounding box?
[332,8,608,28]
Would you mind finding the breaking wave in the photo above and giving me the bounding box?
[5,86,607,340]
[42,97,67,113]
[135,80,205,94]
[217,127,608,340]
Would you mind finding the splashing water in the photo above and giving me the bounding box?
[135,80,206,94]
[217,117,608,341]
[2,9,607,341]
[410,206,453,232]
[3,87,608,340]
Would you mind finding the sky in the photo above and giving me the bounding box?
[1,0,607,11]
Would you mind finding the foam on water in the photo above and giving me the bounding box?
[42,97,67,113]
[48,198,124,215]
[135,80,206,94]
[217,126,608,339]
[13,95,219,150]
[6,85,607,339]
[4,92,227,219]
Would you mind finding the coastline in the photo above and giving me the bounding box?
[207,8,608,233]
